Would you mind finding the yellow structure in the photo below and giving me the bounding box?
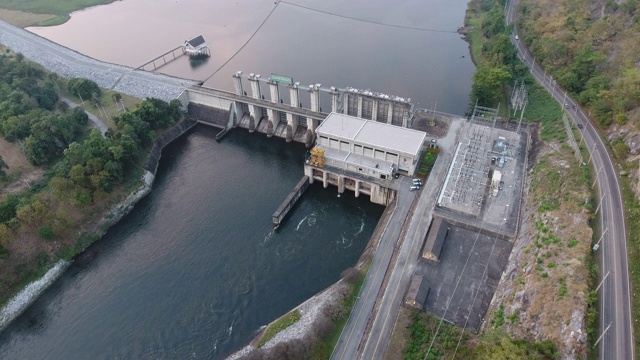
[310,147,325,167]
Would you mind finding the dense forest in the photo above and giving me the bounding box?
[518,0,640,128]
[0,49,182,303]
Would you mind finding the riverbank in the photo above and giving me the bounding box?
[0,117,197,337]
[0,0,118,27]
[225,190,397,359]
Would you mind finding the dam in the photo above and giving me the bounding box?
[0,0,480,358]
[179,70,432,209]
[177,71,414,146]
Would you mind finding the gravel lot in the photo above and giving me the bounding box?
[0,19,195,101]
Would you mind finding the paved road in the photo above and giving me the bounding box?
[60,97,109,136]
[506,2,634,359]
[359,153,450,359]
[331,177,413,360]
[332,118,457,359]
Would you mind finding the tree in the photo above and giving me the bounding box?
[67,78,101,101]
[471,66,512,106]
[0,155,7,178]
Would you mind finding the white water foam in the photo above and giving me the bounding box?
[0,260,70,332]
[354,217,365,236]
[295,212,317,231]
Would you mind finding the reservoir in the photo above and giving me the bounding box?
[1,0,475,358]
[28,0,475,115]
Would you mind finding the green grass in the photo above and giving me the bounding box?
[310,260,371,360]
[259,310,302,348]
[417,149,439,178]
[520,81,564,141]
[466,13,484,63]
[0,0,117,26]
[61,86,142,130]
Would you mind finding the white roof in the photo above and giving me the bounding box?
[316,113,426,156]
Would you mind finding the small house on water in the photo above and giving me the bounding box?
[183,35,210,58]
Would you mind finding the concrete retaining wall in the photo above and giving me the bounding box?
[188,103,231,129]
[144,118,198,175]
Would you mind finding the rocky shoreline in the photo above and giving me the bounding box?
[0,117,196,336]
[0,19,193,101]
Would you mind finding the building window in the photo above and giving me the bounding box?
[364,147,374,157]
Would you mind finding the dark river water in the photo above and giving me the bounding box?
[0,128,384,359]
[1,1,475,359]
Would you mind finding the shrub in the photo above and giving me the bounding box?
[38,225,54,240]
[612,140,630,161]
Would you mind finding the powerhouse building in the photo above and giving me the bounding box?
[304,113,426,205]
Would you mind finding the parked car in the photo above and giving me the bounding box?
[394,173,400,179]
[412,179,422,185]
[410,185,420,191]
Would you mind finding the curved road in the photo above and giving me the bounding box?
[506,1,633,359]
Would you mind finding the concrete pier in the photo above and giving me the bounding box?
[247,74,264,132]
[137,45,184,71]
[272,176,310,227]
[267,81,280,137]
[287,83,300,142]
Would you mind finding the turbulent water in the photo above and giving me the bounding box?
[0,0,475,358]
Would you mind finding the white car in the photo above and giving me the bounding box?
[515,35,519,40]
[412,179,422,185]
[410,185,420,191]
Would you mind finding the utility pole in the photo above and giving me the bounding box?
[516,100,527,134]
[594,192,607,215]
[592,166,604,189]
[531,58,535,73]
[593,227,609,251]
[594,323,612,347]
[588,143,597,163]
[596,271,610,291]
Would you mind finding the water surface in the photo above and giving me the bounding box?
[29,0,475,114]
[0,128,383,359]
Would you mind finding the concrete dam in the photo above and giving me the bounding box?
[177,71,415,147]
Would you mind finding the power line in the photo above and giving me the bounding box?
[447,141,523,359]
[280,1,459,33]
[201,2,280,84]
[200,1,458,84]
[426,133,524,360]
